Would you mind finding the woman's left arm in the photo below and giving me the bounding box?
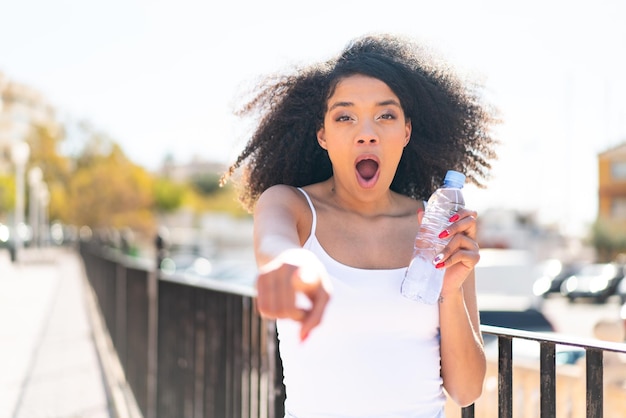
[439,270,485,406]
[433,209,486,406]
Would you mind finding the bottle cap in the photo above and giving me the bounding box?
[444,170,465,188]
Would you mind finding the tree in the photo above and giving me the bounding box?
[190,173,222,196]
[25,123,72,223]
[186,173,249,217]
[68,132,157,236]
[153,177,187,213]
[591,219,626,262]
[0,174,15,219]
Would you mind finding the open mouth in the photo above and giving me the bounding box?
[355,157,380,188]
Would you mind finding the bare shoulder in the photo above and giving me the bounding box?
[393,191,425,217]
[255,184,314,245]
[255,184,312,225]
[256,184,309,209]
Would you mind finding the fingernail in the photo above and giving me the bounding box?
[449,214,460,222]
[433,253,444,264]
[300,331,309,343]
[438,230,450,239]
[435,262,445,269]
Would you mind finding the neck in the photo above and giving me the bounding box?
[326,177,396,216]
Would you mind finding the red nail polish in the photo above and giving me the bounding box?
[449,214,460,222]
[438,230,449,239]
[435,262,445,269]
[300,331,309,342]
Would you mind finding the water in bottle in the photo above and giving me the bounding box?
[401,170,466,304]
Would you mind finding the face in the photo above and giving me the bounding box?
[317,74,411,192]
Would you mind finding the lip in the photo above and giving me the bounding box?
[354,154,381,189]
[355,154,380,165]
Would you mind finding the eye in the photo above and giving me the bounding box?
[379,112,396,120]
[335,114,352,122]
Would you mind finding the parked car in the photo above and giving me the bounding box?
[160,252,213,276]
[480,307,556,332]
[479,306,556,344]
[560,263,626,303]
[532,259,583,298]
[616,275,626,305]
[205,258,258,286]
[479,303,586,365]
[0,222,33,261]
[484,337,585,365]
[0,223,10,247]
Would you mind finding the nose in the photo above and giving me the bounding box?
[356,120,379,145]
[357,137,378,145]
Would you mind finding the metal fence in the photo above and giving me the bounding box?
[79,240,626,418]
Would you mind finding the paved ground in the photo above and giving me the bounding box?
[0,247,115,418]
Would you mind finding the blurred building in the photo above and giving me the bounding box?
[476,207,590,264]
[159,156,226,182]
[0,71,59,173]
[598,142,626,226]
[477,208,535,250]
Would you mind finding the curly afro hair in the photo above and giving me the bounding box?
[221,33,499,212]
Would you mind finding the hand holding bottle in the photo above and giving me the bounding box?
[422,207,480,300]
[402,170,478,303]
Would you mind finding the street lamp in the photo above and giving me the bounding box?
[28,166,43,247]
[39,182,50,247]
[10,141,30,262]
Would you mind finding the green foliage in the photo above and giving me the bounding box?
[591,219,626,262]
[153,178,187,213]
[0,175,15,217]
[67,142,157,235]
[183,172,249,217]
[2,98,244,237]
[26,124,73,223]
[190,173,222,196]
[185,182,249,218]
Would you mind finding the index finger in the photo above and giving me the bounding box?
[447,208,478,236]
[298,285,330,341]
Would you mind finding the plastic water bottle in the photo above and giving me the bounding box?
[401,170,466,304]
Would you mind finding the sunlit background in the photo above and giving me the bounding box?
[3,2,626,414]
[2,0,626,241]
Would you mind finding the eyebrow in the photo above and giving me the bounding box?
[328,99,402,112]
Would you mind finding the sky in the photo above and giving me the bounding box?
[1,0,626,237]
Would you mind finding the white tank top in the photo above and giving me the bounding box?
[276,188,445,418]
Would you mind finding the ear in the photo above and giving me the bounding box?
[317,127,328,150]
[404,119,412,147]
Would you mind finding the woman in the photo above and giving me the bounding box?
[222,33,498,417]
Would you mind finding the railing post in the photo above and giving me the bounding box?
[145,231,164,418]
[498,336,513,418]
[586,348,603,418]
[267,320,285,418]
[461,403,474,418]
[539,342,556,418]
[145,273,158,418]
[155,227,170,271]
[115,263,128,369]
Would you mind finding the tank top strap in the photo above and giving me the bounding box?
[296,187,317,237]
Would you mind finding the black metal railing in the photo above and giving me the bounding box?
[80,239,284,418]
[78,239,626,418]
[473,325,626,418]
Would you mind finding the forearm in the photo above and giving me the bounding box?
[255,233,302,267]
[439,287,486,406]
[253,186,305,267]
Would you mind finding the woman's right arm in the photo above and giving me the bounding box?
[253,185,332,341]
